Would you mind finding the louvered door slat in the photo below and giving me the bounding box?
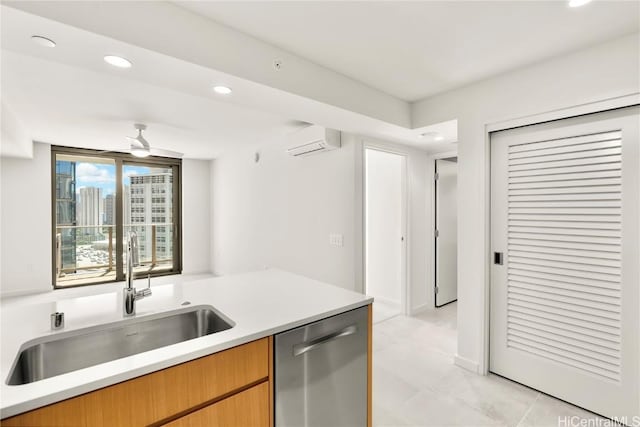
[508,304,621,337]
[505,129,623,381]
[508,325,620,362]
[508,267,619,290]
[509,147,622,165]
[509,163,621,177]
[508,274,621,297]
[509,226,621,237]
[509,245,620,262]
[508,131,621,153]
[509,154,622,171]
[507,313,620,346]
[509,185,621,196]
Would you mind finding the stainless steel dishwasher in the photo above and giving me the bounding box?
[275,306,368,427]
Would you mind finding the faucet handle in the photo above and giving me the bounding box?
[51,312,65,330]
[137,274,152,298]
[138,288,152,298]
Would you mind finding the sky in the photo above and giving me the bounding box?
[75,163,152,195]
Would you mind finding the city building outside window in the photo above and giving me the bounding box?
[52,146,182,288]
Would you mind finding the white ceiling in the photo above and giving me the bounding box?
[2,1,637,158]
[1,51,296,159]
[0,5,458,158]
[0,7,303,159]
[177,1,640,102]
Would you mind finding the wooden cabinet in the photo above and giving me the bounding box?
[2,338,272,427]
[163,382,269,427]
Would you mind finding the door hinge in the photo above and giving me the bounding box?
[434,172,439,181]
[435,285,439,294]
[435,229,439,238]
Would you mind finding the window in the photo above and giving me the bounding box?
[52,146,182,288]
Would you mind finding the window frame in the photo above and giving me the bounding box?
[51,145,182,289]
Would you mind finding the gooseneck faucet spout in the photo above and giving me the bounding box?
[123,231,152,317]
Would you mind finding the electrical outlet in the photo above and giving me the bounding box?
[329,233,344,247]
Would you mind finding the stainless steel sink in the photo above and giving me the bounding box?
[7,305,234,385]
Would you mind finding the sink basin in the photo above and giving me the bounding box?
[7,305,234,385]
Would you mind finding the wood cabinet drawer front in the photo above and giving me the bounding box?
[3,338,269,427]
[163,382,269,427]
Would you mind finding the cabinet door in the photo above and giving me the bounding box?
[163,382,269,427]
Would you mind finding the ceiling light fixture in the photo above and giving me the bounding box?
[31,35,56,48]
[131,145,150,158]
[104,55,132,68]
[213,85,232,95]
[568,0,592,7]
[127,124,150,157]
[434,135,445,142]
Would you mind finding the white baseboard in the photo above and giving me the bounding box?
[454,354,481,374]
[409,303,431,316]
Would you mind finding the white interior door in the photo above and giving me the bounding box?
[490,106,639,420]
[435,158,458,307]
[365,148,406,317]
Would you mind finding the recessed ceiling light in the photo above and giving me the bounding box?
[104,55,132,68]
[434,135,445,142]
[31,35,56,48]
[213,85,232,95]
[568,0,591,7]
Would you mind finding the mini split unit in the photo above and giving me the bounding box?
[286,125,341,157]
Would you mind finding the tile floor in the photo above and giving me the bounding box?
[372,302,615,427]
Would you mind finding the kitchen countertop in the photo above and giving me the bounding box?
[0,269,373,419]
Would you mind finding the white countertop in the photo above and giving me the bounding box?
[0,269,372,418]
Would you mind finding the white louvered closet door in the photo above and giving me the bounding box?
[490,106,639,420]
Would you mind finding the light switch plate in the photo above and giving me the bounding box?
[329,233,344,247]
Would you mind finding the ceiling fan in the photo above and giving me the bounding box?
[125,123,183,158]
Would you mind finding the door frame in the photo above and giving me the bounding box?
[429,150,458,308]
[480,93,640,375]
[362,144,409,315]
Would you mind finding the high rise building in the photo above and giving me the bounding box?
[129,172,173,262]
[55,160,76,271]
[104,194,115,225]
[78,187,103,236]
[123,185,131,228]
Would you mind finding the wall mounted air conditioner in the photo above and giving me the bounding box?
[286,125,341,157]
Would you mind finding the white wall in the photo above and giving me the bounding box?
[210,133,434,310]
[181,159,212,275]
[211,137,357,289]
[412,33,640,373]
[0,142,51,295]
[0,143,213,297]
[365,149,403,304]
[1,101,32,158]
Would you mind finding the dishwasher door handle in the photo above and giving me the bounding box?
[292,325,358,356]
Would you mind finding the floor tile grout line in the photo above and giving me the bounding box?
[515,393,541,427]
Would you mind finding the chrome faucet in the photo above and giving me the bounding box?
[123,231,152,317]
